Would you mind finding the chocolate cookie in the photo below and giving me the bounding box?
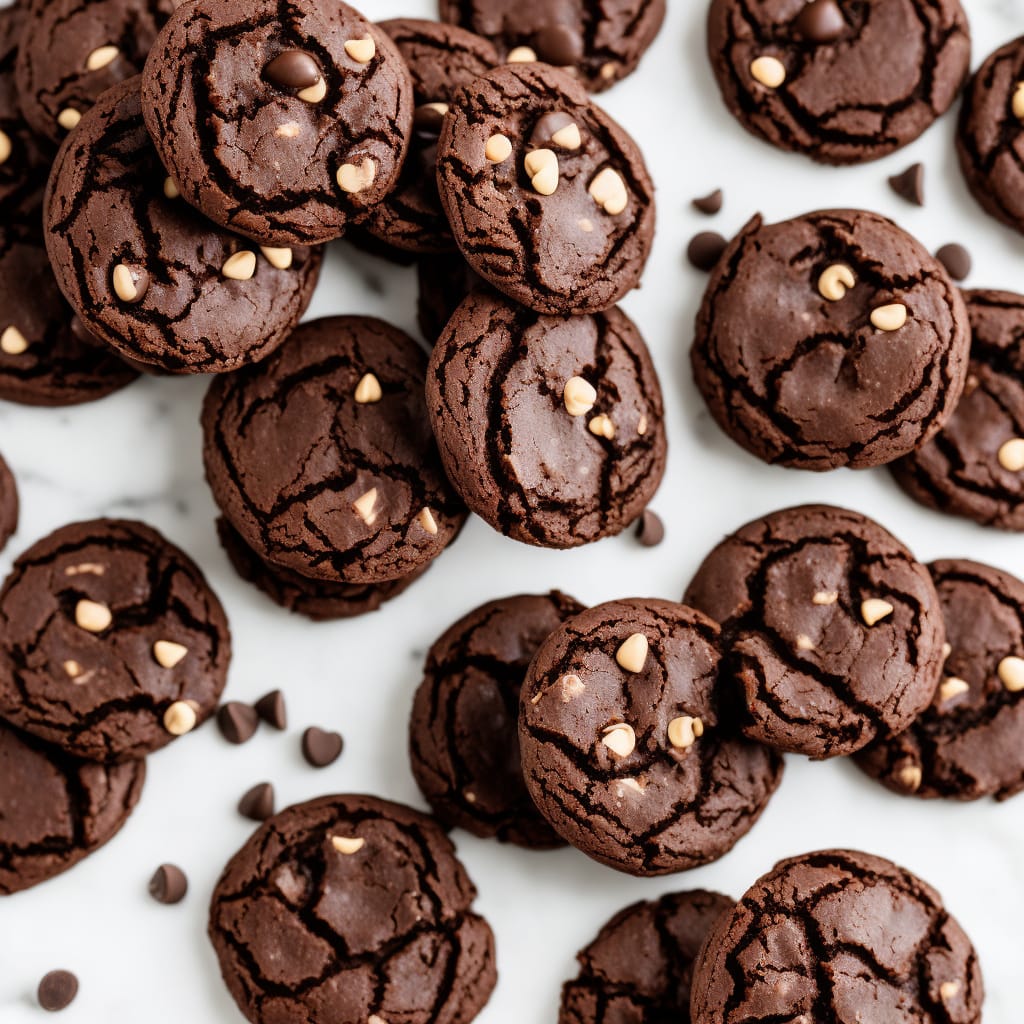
[415,253,489,344]
[15,0,176,146]
[438,0,666,93]
[203,316,466,585]
[692,209,970,470]
[690,849,984,1024]
[683,505,945,759]
[559,890,734,1024]
[891,290,1024,530]
[140,0,414,246]
[436,62,655,315]
[427,291,667,548]
[216,517,428,623]
[45,79,322,374]
[519,598,784,876]
[707,0,970,165]
[856,559,1024,802]
[0,718,145,895]
[410,591,583,848]
[208,794,496,1024]
[358,19,498,254]
[0,452,16,553]
[0,519,231,763]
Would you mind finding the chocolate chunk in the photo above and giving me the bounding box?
[238,782,275,821]
[534,24,584,66]
[253,690,287,731]
[301,726,343,767]
[936,242,971,281]
[692,188,723,214]
[217,702,259,745]
[635,509,664,547]
[148,863,188,904]
[686,231,727,271]
[37,970,78,1012]
[889,162,926,205]
[795,0,846,43]
[263,49,321,90]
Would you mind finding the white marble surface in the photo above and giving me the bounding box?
[3,0,1024,1019]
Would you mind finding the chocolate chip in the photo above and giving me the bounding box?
[530,111,578,148]
[302,726,343,767]
[413,103,447,138]
[148,863,188,905]
[795,0,846,43]
[254,689,287,730]
[636,508,665,547]
[687,231,728,271]
[935,242,971,281]
[38,971,78,1012]
[238,782,275,821]
[263,49,321,91]
[533,24,584,66]
[217,702,259,745]
[888,162,925,206]
[692,189,723,215]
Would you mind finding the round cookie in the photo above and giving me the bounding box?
[45,79,322,374]
[140,0,414,246]
[438,0,666,93]
[692,209,970,470]
[216,517,428,623]
[416,253,489,344]
[15,0,176,146]
[519,598,784,876]
[410,591,584,849]
[891,290,1024,530]
[707,0,970,165]
[0,451,16,553]
[856,559,1024,802]
[358,19,499,254]
[203,316,466,585]
[690,849,984,1024]
[436,62,655,315]
[0,519,231,763]
[427,292,666,548]
[208,794,496,1024]
[683,504,945,759]
[0,718,145,895]
[559,890,734,1024]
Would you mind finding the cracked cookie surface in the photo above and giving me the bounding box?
[0,452,16,554]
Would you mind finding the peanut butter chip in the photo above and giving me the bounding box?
[222,251,257,281]
[559,673,585,700]
[86,45,119,71]
[344,36,376,64]
[331,835,365,855]
[75,599,112,632]
[163,176,180,199]
[563,376,596,416]
[997,438,1024,472]
[939,677,969,703]
[153,640,188,669]
[1,325,28,355]
[354,372,382,403]
[507,46,538,63]
[1013,82,1024,120]
[353,488,378,525]
[667,715,703,750]
[897,762,923,792]
[813,590,839,605]
[750,55,786,88]
[163,700,197,736]
[63,660,82,678]
[418,508,438,535]
[524,148,559,195]
[998,656,1024,692]
[870,303,908,331]
[551,123,582,150]
[796,634,815,651]
[940,981,961,1003]
[485,134,512,163]
[276,122,301,138]
[57,108,82,131]
[615,632,648,673]
[600,722,636,757]
[260,246,293,270]
[0,129,11,165]
[589,167,628,215]
[588,414,615,440]
[861,598,894,626]
[817,264,855,301]
[296,78,327,103]
[337,158,376,194]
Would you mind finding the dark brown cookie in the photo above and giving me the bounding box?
[140,0,414,246]
[208,794,497,1024]
[891,290,1024,530]
[519,598,784,876]
[436,62,655,315]
[707,0,971,165]
[415,253,490,344]
[410,591,583,848]
[690,849,984,1024]
[358,19,498,254]
[683,504,945,759]
[692,209,970,470]
[0,519,231,763]
[0,717,145,895]
[559,890,734,1024]
[427,291,667,548]
[203,316,466,585]
[0,451,16,553]
[438,0,666,92]
[856,559,1024,802]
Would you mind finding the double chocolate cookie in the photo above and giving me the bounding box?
[0,452,16,553]
[559,890,734,1024]
[208,794,496,1024]
[436,63,655,314]
[410,591,583,848]
[892,290,1024,530]
[203,316,466,585]
[141,0,414,246]
[707,0,971,164]
[0,519,231,763]
[690,849,984,1024]
[427,292,666,547]
[856,559,1024,802]
[684,505,945,759]
[519,598,784,876]
[692,209,970,470]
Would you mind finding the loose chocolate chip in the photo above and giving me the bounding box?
[413,103,447,138]
[795,0,846,43]
[888,163,925,206]
[530,111,578,148]
[217,702,259,745]
[636,509,665,547]
[263,49,322,91]
[935,242,971,281]
[692,189,723,215]
[687,231,728,271]
[38,971,78,1012]
[534,24,584,66]
[302,726,344,767]
[238,782,275,821]
[148,863,188,904]
[254,690,288,730]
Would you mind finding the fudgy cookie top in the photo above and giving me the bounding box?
[692,209,970,470]
[684,504,945,759]
[856,559,1024,802]
[0,519,231,763]
[438,0,666,92]
[707,0,970,165]
[519,598,783,876]
[892,290,1024,530]
[0,452,17,553]
[202,316,466,585]
[436,62,656,315]
[140,0,414,246]
[208,794,497,1024]
[691,849,984,1024]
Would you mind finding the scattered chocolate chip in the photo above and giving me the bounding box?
[263,49,321,91]
[692,188,723,215]
[217,702,259,745]
[795,0,846,43]
[534,24,584,66]
[38,971,78,1012]
[635,509,665,547]
[238,782,276,822]
[888,162,924,206]
[254,690,287,730]
[935,242,971,281]
[148,863,188,905]
[302,726,344,767]
[687,231,728,271]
